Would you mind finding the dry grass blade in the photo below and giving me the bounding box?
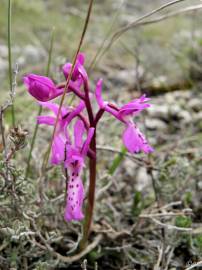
[129,4,202,30]
[98,1,202,62]
[112,0,186,40]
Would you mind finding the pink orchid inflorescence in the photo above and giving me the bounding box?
[23,52,153,222]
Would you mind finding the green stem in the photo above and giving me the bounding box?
[108,146,127,175]
[25,28,55,178]
[8,0,15,127]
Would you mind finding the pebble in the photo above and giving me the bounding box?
[23,45,46,64]
[0,58,7,75]
[178,110,192,124]
[0,44,8,58]
[148,105,169,120]
[136,167,151,191]
[188,98,202,112]
[145,118,167,131]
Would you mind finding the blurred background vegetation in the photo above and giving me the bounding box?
[0,0,202,269]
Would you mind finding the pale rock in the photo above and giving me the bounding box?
[188,98,202,112]
[0,44,8,58]
[145,118,167,131]
[23,45,46,64]
[148,105,169,120]
[169,104,181,116]
[165,93,175,104]
[16,56,26,68]
[193,111,202,122]
[135,167,151,191]
[178,110,192,124]
[123,159,136,178]
[198,181,202,190]
[0,58,7,74]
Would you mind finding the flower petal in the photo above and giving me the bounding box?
[122,123,153,154]
[62,53,86,87]
[64,175,85,222]
[65,101,85,125]
[23,74,59,101]
[74,120,85,148]
[95,79,105,109]
[81,127,94,156]
[37,115,55,126]
[38,101,69,117]
[51,134,66,165]
[38,102,59,115]
[118,94,151,119]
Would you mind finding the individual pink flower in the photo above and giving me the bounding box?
[37,101,86,165]
[122,122,153,154]
[23,74,64,102]
[95,79,153,154]
[62,52,88,87]
[37,102,69,164]
[64,120,94,222]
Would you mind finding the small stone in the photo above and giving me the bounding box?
[145,118,167,131]
[136,167,151,191]
[178,110,192,123]
[165,93,175,104]
[188,98,202,112]
[0,44,8,58]
[123,159,136,178]
[16,56,26,68]
[23,45,46,64]
[198,181,202,190]
[169,104,181,116]
[0,58,7,75]
[148,105,169,120]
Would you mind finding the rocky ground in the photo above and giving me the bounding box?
[1,0,202,269]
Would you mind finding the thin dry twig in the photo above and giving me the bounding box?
[97,145,160,170]
[151,217,192,232]
[164,247,175,270]
[185,261,202,270]
[140,211,192,218]
[24,213,102,263]
[153,244,164,270]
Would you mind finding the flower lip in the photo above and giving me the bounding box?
[122,122,154,154]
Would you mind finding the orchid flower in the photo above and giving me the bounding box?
[23,72,84,102]
[64,120,94,221]
[23,74,64,102]
[37,101,85,164]
[24,51,153,231]
[63,52,88,88]
[95,79,153,154]
[37,101,69,164]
